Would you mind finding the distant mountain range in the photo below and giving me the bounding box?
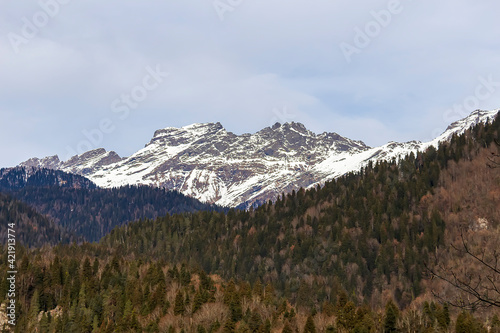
[18,109,500,208]
[0,167,222,243]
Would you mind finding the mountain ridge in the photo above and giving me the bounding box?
[18,109,500,208]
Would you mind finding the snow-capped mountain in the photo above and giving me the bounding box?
[311,109,500,184]
[20,148,123,176]
[19,109,499,208]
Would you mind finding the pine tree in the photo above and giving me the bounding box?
[92,258,99,275]
[247,311,263,333]
[223,319,235,333]
[297,280,312,310]
[383,300,399,333]
[253,280,263,299]
[455,311,470,333]
[180,264,191,286]
[192,291,204,314]
[436,303,450,330]
[322,301,335,317]
[303,316,316,333]
[455,311,487,333]
[423,301,435,328]
[39,312,50,333]
[29,289,40,331]
[82,257,92,281]
[239,281,252,300]
[51,256,63,286]
[229,292,243,323]
[174,291,185,316]
[264,319,271,333]
[336,300,356,331]
[92,315,100,333]
[264,283,274,305]
[491,315,500,333]
[223,280,242,323]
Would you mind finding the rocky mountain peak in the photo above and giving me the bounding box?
[66,148,108,164]
[20,149,122,177]
[445,109,497,132]
[149,122,227,147]
[20,155,61,169]
[16,109,500,208]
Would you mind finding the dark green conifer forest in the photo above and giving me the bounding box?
[0,114,499,332]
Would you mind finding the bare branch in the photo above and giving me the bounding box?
[425,230,500,309]
[460,232,500,275]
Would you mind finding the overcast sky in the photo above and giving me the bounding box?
[1,1,500,167]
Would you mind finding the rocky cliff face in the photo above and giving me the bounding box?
[19,109,499,208]
[21,149,122,176]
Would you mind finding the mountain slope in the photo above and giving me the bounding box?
[0,167,223,242]
[0,166,96,190]
[20,109,500,208]
[6,185,223,242]
[0,193,77,247]
[311,109,500,184]
[2,112,498,332]
[98,108,499,310]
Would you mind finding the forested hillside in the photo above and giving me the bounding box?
[101,121,500,308]
[1,114,498,332]
[5,185,224,242]
[0,167,224,242]
[2,246,497,332]
[0,167,96,191]
[0,193,77,247]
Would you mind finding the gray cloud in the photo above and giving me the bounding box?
[1,0,499,167]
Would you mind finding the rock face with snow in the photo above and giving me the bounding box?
[21,149,123,177]
[19,109,499,208]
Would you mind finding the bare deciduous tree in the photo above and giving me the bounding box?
[487,139,500,168]
[427,230,500,310]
